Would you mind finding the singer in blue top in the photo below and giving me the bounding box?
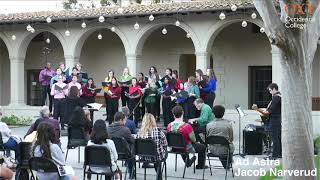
[200,69,217,109]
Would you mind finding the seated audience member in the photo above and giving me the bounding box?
[137,113,168,180]
[167,106,206,169]
[108,112,134,178]
[207,105,234,169]
[32,123,77,180]
[0,117,20,157]
[68,106,92,139]
[189,98,214,143]
[25,106,60,144]
[87,120,120,180]
[121,107,137,134]
[64,86,86,130]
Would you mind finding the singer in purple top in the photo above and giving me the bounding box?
[39,62,55,113]
[200,69,217,109]
[161,76,175,127]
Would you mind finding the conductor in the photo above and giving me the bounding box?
[253,83,281,159]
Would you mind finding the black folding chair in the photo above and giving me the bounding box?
[112,137,135,180]
[166,132,195,178]
[83,146,115,180]
[0,133,12,156]
[203,136,234,180]
[15,142,32,180]
[65,127,88,163]
[29,157,61,180]
[135,138,167,180]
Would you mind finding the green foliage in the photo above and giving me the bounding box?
[315,135,320,155]
[0,115,33,126]
[63,0,78,9]
[100,0,112,6]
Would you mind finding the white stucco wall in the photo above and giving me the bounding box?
[141,25,194,76]
[0,39,10,105]
[80,29,126,86]
[211,23,272,109]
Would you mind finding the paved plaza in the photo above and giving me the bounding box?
[10,120,277,180]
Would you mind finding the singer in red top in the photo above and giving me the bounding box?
[106,77,121,124]
[81,78,97,104]
[126,78,142,126]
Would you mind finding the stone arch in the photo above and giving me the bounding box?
[205,14,267,52]
[15,24,67,60]
[133,17,201,55]
[0,32,12,55]
[71,22,130,58]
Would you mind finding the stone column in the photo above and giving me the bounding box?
[9,56,25,107]
[126,54,142,76]
[195,51,209,72]
[65,55,80,70]
[271,45,282,89]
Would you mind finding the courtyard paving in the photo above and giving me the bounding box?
[10,122,278,180]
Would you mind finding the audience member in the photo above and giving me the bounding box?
[122,107,137,134]
[167,106,207,169]
[206,105,234,169]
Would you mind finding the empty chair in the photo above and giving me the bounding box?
[83,146,115,180]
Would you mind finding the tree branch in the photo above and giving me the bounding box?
[254,0,290,53]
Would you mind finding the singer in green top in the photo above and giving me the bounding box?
[119,67,133,107]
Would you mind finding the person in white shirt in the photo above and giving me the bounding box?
[0,120,20,157]
[68,75,82,96]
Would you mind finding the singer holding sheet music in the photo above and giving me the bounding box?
[51,75,68,129]
[39,62,55,113]
[103,70,115,119]
[161,76,174,127]
[81,78,97,104]
[127,78,142,126]
[119,67,133,107]
[106,77,122,125]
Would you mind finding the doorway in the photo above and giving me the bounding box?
[179,54,196,82]
[27,69,43,106]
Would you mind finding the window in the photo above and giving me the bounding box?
[249,66,272,108]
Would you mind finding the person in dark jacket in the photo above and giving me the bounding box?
[69,106,92,138]
[25,106,60,144]
[63,86,86,129]
[108,112,134,178]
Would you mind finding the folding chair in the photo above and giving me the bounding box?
[65,127,88,163]
[83,146,115,180]
[112,137,135,180]
[29,157,61,180]
[166,132,195,178]
[15,142,32,180]
[203,136,234,180]
[135,138,167,180]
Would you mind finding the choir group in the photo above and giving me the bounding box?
[39,62,217,128]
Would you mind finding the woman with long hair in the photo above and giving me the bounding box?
[137,72,147,118]
[106,77,121,125]
[195,69,207,101]
[172,70,182,92]
[126,78,142,126]
[69,106,92,138]
[137,113,167,180]
[144,79,158,118]
[103,70,115,120]
[33,123,77,180]
[148,66,161,121]
[88,120,120,180]
[119,67,133,107]
[51,75,68,130]
[81,78,97,104]
[185,76,200,120]
[201,68,217,108]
